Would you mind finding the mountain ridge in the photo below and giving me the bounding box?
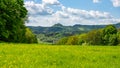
[28,23,120,44]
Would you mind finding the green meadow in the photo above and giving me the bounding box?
[0,43,120,68]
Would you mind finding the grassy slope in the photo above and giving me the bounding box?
[0,43,120,68]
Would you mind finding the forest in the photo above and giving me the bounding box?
[57,25,120,45]
[28,23,120,46]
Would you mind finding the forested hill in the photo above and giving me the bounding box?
[27,23,120,44]
[28,23,120,34]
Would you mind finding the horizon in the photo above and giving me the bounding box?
[27,22,120,27]
[24,0,120,26]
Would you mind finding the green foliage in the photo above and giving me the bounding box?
[56,37,68,45]
[103,25,117,35]
[57,25,119,46]
[85,29,103,45]
[23,28,38,43]
[66,36,79,45]
[0,0,37,43]
[29,23,120,44]
[108,34,118,45]
[102,25,118,45]
[79,25,118,45]
[117,29,120,45]
[57,35,83,45]
[84,25,118,45]
[29,23,105,44]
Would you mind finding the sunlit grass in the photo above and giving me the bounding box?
[0,43,120,68]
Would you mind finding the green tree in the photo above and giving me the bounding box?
[108,34,118,45]
[0,0,37,43]
[78,33,87,45]
[56,37,68,45]
[102,25,118,45]
[24,28,38,43]
[66,36,79,45]
[85,29,103,45]
[117,29,120,45]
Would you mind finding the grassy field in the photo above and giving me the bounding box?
[0,43,120,68]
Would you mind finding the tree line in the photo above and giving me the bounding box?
[0,0,37,43]
[57,25,120,46]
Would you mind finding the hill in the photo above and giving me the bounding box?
[28,23,120,44]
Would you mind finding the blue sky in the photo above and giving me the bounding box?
[24,0,120,26]
[59,0,120,18]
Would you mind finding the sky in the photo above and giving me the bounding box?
[24,0,120,26]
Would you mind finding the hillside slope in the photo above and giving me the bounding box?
[28,23,120,44]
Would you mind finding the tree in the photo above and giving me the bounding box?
[56,25,119,46]
[108,34,118,45]
[117,29,120,45]
[0,0,37,43]
[56,37,68,45]
[85,29,103,45]
[78,25,118,45]
[66,36,79,45]
[102,25,118,45]
[23,28,38,43]
[103,25,117,35]
[78,33,87,45]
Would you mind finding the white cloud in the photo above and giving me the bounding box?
[52,7,119,26]
[62,7,113,19]
[111,0,120,7]
[24,0,120,26]
[24,1,53,16]
[42,0,61,5]
[93,0,101,3]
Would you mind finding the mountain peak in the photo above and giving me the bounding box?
[52,23,63,27]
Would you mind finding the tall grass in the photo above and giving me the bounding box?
[0,43,120,68]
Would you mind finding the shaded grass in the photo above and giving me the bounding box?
[0,43,120,68]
